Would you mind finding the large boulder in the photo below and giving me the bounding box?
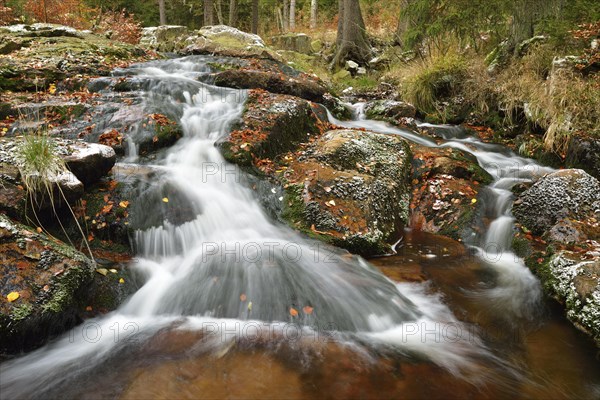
[218,89,327,168]
[279,129,412,256]
[0,24,149,92]
[512,169,600,237]
[140,25,189,52]
[408,146,492,240]
[538,250,600,345]
[363,99,416,121]
[181,25,278,60]
[0,214,94,353]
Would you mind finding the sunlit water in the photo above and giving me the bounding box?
[1,56,599,399]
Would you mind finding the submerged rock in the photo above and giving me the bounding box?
[0,214,94,353]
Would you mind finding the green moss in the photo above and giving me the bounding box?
[281,184,307,227]
[512,235,532,258]
[10,304,33,321]
[43,265,92,314]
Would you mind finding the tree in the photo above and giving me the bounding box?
[158,0,166,25]
[228,0,237,26]
[289,0,296,30]
[310,0,317,29]
[204,0,214,25]
[283,0,289,31]
[332,0,371,67]
[251,0,258,33]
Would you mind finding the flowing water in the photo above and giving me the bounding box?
[1,56,599,399]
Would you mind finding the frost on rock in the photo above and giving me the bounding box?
[549,251,600,343]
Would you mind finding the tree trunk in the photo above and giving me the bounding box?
[394,0,411,46]
[204,0,214,26]
[228,0,237,27]
[310,0,317,29]
[216,0,224,24]
[336,0,344,47]
[332,0,371,67]
[158,0,166,25]
[289,0,296,31]
[283,0,289,31]
[251,0,259,34]
[510,2,534,46]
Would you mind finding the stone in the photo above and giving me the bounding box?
[181,25,278,60]
[140,25,189,52]
[363,100,416,121]
[345,60,359,71]
[565,134,600,180]
[63,142,116,186]
[357,67,367,75]
[0,214,95,353]
[280,129,412,256]
[512,169,600,236]
[310,39,323,53]
[270,33,312,55]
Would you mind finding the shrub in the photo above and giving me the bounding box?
[93,10,142,45]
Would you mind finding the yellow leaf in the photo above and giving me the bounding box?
[7,292,19,302]
[247,301,253,311]
[471,198,477,204]
[48,83,56,95]
[162,197,169,203]
[119,278,125,284]
[109,269,118,274]
[119,201,129,208]
[96,268,108,276]
[36,227,42,233]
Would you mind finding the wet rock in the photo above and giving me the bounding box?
[63,142,116,185]
[541,250,600,345]
[513,169,600,236]
[271,33,312,54]
[0,24,150,92]
[218,89,327,167]
[0,214,94,353]
[280,129,412,256]
[408,146,492,240]
[212,69,328,104]
[566,134,600,180]
[181,25,278,60]
[363,100,416,121]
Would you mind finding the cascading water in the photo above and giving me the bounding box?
[1,57,493,398]
[336,106,554,318]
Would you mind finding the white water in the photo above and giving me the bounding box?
[0,57,547,397]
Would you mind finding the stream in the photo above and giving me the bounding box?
[1,56,599,399]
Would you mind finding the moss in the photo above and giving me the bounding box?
[512,235,532,258]
[42,265,93,314]
[281,183,307,228]
[10,304,33,321]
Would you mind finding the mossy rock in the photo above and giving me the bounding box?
[0,214,95,353]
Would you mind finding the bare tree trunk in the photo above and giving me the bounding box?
[310,0,317,29]
[158,0,166,25]
[251,0,259,34]
[283,0,289,31]
[204,0,214,26]
[289,0,296,31]
[394,0,411,46]
[216,0,224,24]
[332,0,371,67]
[42,0,48,23]
[336,0,344,47]
[228,0,237,26]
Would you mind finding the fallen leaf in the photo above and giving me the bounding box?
[96,268,108,276]
[109,269,118,274]
[119,278,125,284]
[102,204,113,214]
[7,292,20,302]
[471,198,477,204]
[162,197,169,203]
[119,201,129,208]
[240,294,247,301]
[289,307,299,317]
[85,306,93,312]
[303,306,314,315]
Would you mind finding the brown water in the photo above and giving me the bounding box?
[42,231,598,400]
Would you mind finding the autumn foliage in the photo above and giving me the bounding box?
[24,0,92,29]
[92,10,142,44]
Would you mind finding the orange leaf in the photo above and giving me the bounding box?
[240,294,247,302]
[119,201,129,208]
[289,307,298,317]
[302,306,314,315]
[102,204,113,214]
